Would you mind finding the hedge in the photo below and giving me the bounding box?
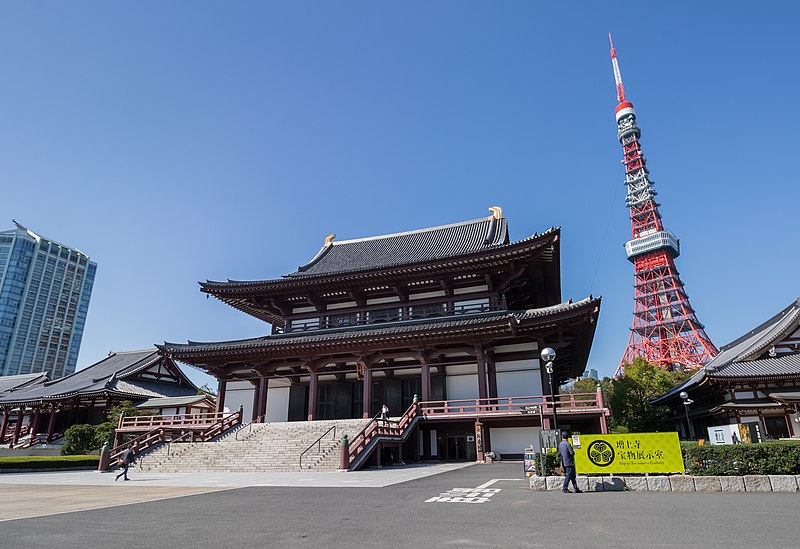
[0,455,100,470]
[682,441,800,476]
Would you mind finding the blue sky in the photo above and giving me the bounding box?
[1,2,797,386]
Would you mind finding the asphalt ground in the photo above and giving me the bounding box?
[3,463,800,549]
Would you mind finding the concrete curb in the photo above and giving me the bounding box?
[529,474,800,493]
[0,466,97,474]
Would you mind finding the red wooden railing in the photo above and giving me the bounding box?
[419,392,606,418]
[109,408,243,466]
[116,409,242,432]
[346,403,420,470]
[11,432,61,449]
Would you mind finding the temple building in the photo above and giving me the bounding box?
[652,297,800,442]
[0,349,203,448]
[160,209,606,461]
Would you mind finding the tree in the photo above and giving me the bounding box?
[605,357,688,433]
[560,377,600,406]
[61,424,96,455]
[93,400,149,450]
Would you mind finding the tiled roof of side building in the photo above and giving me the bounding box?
[0,349,198,404]
[287,216,509,278]
[0,372,49,394]
[650,297,800,404]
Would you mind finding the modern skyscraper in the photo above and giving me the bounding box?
[0,221,97,378]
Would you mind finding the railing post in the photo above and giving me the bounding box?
[98,442,111,471]
[339,435,350,470]
[597,385,609,434]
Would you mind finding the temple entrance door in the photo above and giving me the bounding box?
[445,435,475,461]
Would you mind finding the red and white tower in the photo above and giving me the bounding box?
[609,35,717,376]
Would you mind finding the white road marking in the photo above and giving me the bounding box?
[474,478,521,490]
[425,478,522,504]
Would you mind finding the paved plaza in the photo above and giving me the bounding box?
[2,462,799,548]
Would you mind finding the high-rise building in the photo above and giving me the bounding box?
[0,221,96,378]
[583,369,599,381]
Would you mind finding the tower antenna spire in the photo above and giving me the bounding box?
[608,33,627,104]
[607,36,717,376]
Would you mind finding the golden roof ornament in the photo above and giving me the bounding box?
[324,234,336,246]
[488,206,502,220]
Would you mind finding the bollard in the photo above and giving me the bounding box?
[339,435,350,470]
[98,442,111,472]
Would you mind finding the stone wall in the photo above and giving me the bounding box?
[529,475,799,492]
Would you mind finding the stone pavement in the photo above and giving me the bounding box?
[0,462,472,521]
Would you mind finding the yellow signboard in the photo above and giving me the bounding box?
[573,433,683,474]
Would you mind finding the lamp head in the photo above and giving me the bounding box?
[679,391,688,400]
[541,347,556,363]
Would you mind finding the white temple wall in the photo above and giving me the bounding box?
[495,359,542,397]
[489,426,541,455]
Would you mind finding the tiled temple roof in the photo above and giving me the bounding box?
[290,216,509,277]
[159,297,600,361]
[0,372,49,394]
[651,297,800,404]
[0,349,198,406]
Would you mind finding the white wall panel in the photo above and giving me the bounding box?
[496,369,542,398]
[225,385,254,418]
[490,427,541,454]
[447,374,479,400]
[266,387,290,422]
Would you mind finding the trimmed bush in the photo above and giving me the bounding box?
[683,441,800,476]
[61,424,97,455]
[534,452,561,476]
[0,455,100,470]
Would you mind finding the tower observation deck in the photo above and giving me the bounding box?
[608,35,717,376]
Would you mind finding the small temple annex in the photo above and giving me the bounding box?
[158,208,608,465]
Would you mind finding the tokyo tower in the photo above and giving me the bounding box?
[609,35,717,376]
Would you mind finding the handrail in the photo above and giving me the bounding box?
[167,431,195,456]
[235,415,267,441]
[110,428,166,466]
[299,424,337,469]
[346,403,420,470]
[117,410,238,430]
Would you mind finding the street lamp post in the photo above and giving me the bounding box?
[541,347,558,431]
[679,391,696,440]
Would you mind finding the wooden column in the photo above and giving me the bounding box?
[251,380,261,422]
[362,365,372,418]
[30,408,41,440]
[307,371,319,421]
[46,407,58,442]
[486,350,498,399]
[475,346,488,402]
[421,362,431,402]
[258,377,268,421]
[0,408,10,442]
[215,380,227,414]
[12,408,25,444]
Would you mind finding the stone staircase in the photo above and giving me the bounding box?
[137,418,373,473]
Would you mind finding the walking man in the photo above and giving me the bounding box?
[115,447,135,481]
[558,432,582,493]
[380,403,389,422]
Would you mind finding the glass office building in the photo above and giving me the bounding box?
[0,222,96,378]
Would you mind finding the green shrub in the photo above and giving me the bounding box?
[0,455,100,469]
[61,424,96,455]
[94,422,116,449]
[534,452,561,476]
[682,441,800,476]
